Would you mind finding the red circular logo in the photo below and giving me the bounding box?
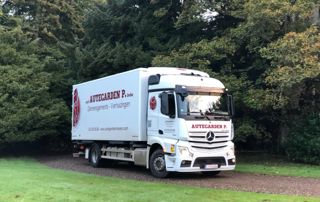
[73,89,80,127]
[149,96,157,110]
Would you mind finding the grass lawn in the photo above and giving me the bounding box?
[0,158,319,202]
[236,153,320,178]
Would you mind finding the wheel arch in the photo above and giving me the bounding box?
[149,143,163,156]
[146,143,163,169]
[148,144,169,178]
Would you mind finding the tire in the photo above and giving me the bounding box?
[149,149,169,178]
[202,171,220,177]
[89,143,102,167]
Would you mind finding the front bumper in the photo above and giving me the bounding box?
[164,141,236,172]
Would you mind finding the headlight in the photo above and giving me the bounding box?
[227,145,235,157]
[178,146,193,158]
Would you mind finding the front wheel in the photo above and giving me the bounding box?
[149,149,169,178]
[89,143,102,167]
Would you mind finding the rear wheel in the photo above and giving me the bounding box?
[149,149,169,178]
[89,143,102,167]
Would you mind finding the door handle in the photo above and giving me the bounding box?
[158,130,163,135]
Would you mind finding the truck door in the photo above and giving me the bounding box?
[147,91,178,139]
[158,91,178,138]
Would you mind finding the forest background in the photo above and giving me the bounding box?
[0,0,319,164]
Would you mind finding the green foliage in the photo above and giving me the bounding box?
[0,0,87,150]
[243,88,286,110]
[2,0,88,102]
[233,118,272,150]
[285,114,320,165]
[262,26,320,88]
[151,0,319,155]
[235,0,315,52]
[79,0,185,79]
[2,0,84,44]
[0,0,319,158]
[260,26,320,113]
[152,37,237,70]
[79,0,244,80]
[0,25,68,144]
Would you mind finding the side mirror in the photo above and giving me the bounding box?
[227,94,235,117]
[176,86,189,101]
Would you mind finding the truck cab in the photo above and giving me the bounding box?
[146,68,235,177]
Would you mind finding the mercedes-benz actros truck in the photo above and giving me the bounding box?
[72,67,235,178]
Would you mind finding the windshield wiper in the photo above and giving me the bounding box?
[200,110,210,120]
[186,111,209,120]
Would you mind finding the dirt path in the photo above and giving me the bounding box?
[37,155,320,197]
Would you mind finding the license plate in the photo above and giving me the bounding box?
[205,164,219,169]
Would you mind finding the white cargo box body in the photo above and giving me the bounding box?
[72,69,149,142]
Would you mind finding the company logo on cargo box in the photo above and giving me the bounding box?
[73,89,81,127]
[88,89,133,103]
[85,89,134,112]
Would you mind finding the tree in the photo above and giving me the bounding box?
[1,0,90,102]
[78,0,240,80]
[261,26,320,159]
[79,0,180,80]
[2,0,84,44]
[262,26,320,102]
[0,0,90,150]
[152,0,319,151]
[0,21,68,145]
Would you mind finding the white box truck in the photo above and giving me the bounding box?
[72,67,235,178]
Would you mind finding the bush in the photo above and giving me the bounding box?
[234,118,272,151]
[285,114,320,165]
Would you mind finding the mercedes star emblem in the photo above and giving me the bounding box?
[206,131,215,141]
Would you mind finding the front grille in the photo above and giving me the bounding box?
[193,157,226,168]
[188,131,229,150]
[189,140,228,144]
[192,145,227,150]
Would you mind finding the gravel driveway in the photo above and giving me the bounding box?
[37,155,320,197]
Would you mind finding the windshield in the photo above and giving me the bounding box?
[177,92,229,119]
